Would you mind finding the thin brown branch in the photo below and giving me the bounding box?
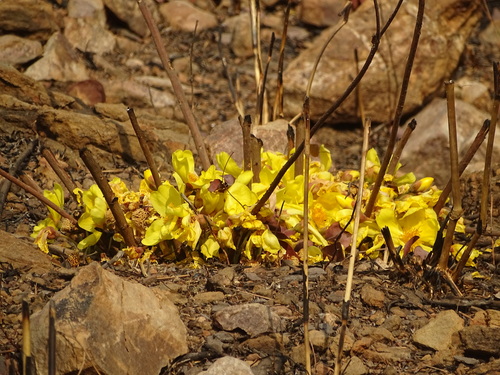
[80,148,138,248]
[434,119,490,214]
[48,300,56,375]
[218,30,244,118]
[364,0,425,217]
[250,135,263,183]
[0,139,37,217]
[42,148,78,200]
[335,117,371,375]
[273,0,291,120]
[438,81,462,271]
[127,107,162,190]
[240,115,252,172]
[388,118,417,175]
[251,0,404,216]
[302,96,311,374]
[452,221,481,282]
[256,33,275,125]
[0,168,77,225]
[480,62,499,228]
[136,0,211,170]
[295,117,305,177]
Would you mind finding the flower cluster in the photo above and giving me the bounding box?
[32,146,478,267]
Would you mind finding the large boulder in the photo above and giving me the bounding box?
[283,0,483,124]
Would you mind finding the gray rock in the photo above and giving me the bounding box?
[31,262,188,375]
[283,0,482,123]
[25,32,89,82]
[400,98,497,186]
[64,16,116,55]
[460,326,500,357]
[0,35,42,65]
[214,303,283,336]
[413,309,464,351]
[198,356,253,375]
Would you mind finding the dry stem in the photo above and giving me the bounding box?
[335,118,370,375]
[42,148,78,200]
[364,0,425,217]
[438,81,462,271]
[127,107,162,190]
[136,0,211,170]
[252,0,404,216]
[388,118,417,175]
[302,96,311,374]
[273,0,292,120]
[80,148,138,249]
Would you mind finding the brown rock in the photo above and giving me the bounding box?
[67,79,106,105]
[360,283,385,308]
[413,310,464,351]
[0,230,54,275]
[0,0,58,38]
[299,0,344,27]
[159,0,218,32]
[0,35,43,65]
[0,64,51,106]
[198,356,254,375]
[224,14,253,58]
[64,16,116,55]
[214,303,283,337]
[31,262,188,375]
[102,0,150,37]
[25,32,89,82]
[460,326,500,358]
[284,0,483,123]
[400,98,497,186]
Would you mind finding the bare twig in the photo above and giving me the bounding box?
[0,168,77,225]
[295,117,305,177]
[127,107,161,190]
[48,300,56,375]
[302,96,311,374]
[22,300,33,375]
[218,31,244,117]
[434,119,490,214]
[0,139,37,217]
[438,81,462,273]
[452,221,482,282]
[256,33,275,125]
[306,2,352,97]
[273,0,292,120]
[42,148,78,200]
[388,118,417,175]
[480,62,499,228]
[335,117,371,375]
[136,0,211,170]
[364,0,425,217]
[80,148,138,248]
[252,0,404,216]
[250,135,263,183]
[189,21,198,111]
[240,115,252,172]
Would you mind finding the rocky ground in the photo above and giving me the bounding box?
[1,0,500,374]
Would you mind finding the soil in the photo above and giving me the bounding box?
[1,1,500,375]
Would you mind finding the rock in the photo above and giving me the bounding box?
[214,303,283,336]
[102,0,149,37]
[198,356,254,375]
[360,283,385,308]
[64,16,116,55]
[0,64,51,106]
[299,0,344,27]
[25,32,89,82]
[400,98,497,186]
[0,230,54,275]
[224,14,253,58]
[283,0,483,123]
[30,262,188,375]
[0,0,58,38]
[342,355,368,375]
[206,118,295,164]
[67,0,106,23]
[159,1,218,32]
[240,335,282,354]
[193,291,226,303]
[362,343,412,362]
[0,35,43,65]
[460,326,500,358]
[103,78,176,109]
[309,329,329,349]
[413,310,464,351]
[67,79,106,105]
